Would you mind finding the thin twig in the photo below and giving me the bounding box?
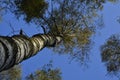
[41,25,46,34]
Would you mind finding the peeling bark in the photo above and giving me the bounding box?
[0,34,62,72]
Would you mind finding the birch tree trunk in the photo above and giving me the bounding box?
[0,33,62,72]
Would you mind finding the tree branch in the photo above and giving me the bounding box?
[41,26,46,34]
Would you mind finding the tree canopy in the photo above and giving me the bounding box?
[8,0,103,64]
[101,34,120,77]
[0,65,21,80]
[0,62,62,80]
[26,62,61,80]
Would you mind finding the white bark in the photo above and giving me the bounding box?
[0,34,62,72]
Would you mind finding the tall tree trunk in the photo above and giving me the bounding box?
[0,33,62,72]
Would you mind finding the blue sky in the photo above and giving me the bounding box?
[0,1,120,80]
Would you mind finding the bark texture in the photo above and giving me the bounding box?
[0,33,62,72]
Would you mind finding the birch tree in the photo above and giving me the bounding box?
[0,33,62,72]
[0,0,106,72]
[0,0,118,72]
[12,0,99,63]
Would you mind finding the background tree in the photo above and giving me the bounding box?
[26,61,62,80]
[0,65,21,80]
[0,62,62,80]
[101,34,120,77]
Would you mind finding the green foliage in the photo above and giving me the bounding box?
[80,0,105,10]
[26,62,62,80]
[0,62,62,80]
[0,65,21,80]
[101,34,120,74]
[14,0,48,22]
[53,27,94,64]
[41,0,97,64]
